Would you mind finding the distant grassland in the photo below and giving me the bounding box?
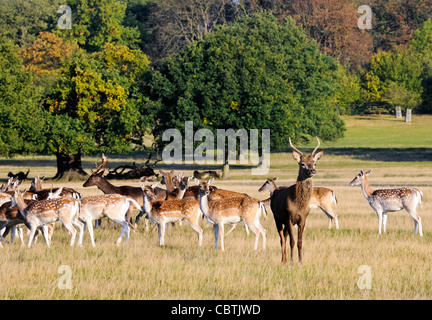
[0,115,432,300]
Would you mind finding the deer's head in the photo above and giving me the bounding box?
[290,137,324,180]
[83,154,108,187]
[349,170,372,187]
[196,178,214,196]
[258,178,278,192]
[140,182,159,200]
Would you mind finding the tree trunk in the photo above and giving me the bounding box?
[53,150,88,180]
[222,147,230,179]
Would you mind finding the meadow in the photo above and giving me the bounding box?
[1,115,432,300]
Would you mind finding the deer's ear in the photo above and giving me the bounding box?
[195,178,200,186]
[292,150,302,163]
[208,178,214,185]
[313,150,324,162]
[365,169,372,176]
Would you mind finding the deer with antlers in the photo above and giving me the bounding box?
[83,154,168,229]
[349,170,423,236]
[196,178,267,251]
[259,178,339,230]
[270,138,323,264]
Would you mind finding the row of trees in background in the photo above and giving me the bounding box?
[0,0,432,177]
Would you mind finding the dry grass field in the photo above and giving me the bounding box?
[1,115,432,300]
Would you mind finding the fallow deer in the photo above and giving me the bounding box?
[349,170,423,236]
[140,183,203,247]
[271,137,323,264]
[29,174,82,200]
[10,189,82,248]
[83,154,168,228]
[259,178,339,229]
[196,178,266,251]
[76,194,141,246]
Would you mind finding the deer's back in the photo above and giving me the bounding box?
[371,187,422,211]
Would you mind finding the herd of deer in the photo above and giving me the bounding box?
[0,139,424,265]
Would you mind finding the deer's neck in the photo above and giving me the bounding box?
[142,195,153,216]
[360,176,374,200]
[15,196,29,217]
[176,187,187,200]
[295,176,314,208]
[198,194,210,218]
[96,178,120,194]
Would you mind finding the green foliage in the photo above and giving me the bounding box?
[55,0,140,52]
[149,12,345,150]
[46,43,151,155]
[362,47,424,113]
[0,35,47,156]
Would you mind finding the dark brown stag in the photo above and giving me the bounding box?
[271,137,323,265]
[83,154,168,225]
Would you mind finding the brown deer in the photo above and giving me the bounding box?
[259,178,339,229]
[83,154,168,227]
[349,170,423,236]
[271,137,323,264]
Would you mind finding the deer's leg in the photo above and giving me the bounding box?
[213,224,220,251]
[219,222,225,251]
[276,222,287,263]
[286,223,295,265]
[405,208,423,236]
[158,222,166,246]
[41,225,50,248]
[186,219,203,246]
[85,217,96,247]
[27,225,37,248]
[72,219,85,247]
[375,210,383,234]
[297,222,306,265]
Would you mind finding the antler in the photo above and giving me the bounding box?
[311,137,320,155]
[92,153,108,174]
[289,138,303,155]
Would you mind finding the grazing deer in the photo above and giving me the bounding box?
[140,183,203,247]
[349,170,423,236]
[271,138,323,264]
[196,178,266,251]
[10,189,82,248]
[259,178,339,229]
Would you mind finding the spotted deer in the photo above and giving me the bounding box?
[270,138,323,264]
[259,178,339,229]
[196,178,266,251]
[349,170,423,236]
[140,183,203,247]
[10,189,82,248]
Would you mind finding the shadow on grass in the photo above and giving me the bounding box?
[324,147,432,162]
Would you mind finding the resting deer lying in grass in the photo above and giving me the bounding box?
[197,178,266,251]
[10,188,82,248]
[259,178,339,229]
[271,138,323,264]
[140,183,203,247]
[349,170,423,236]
